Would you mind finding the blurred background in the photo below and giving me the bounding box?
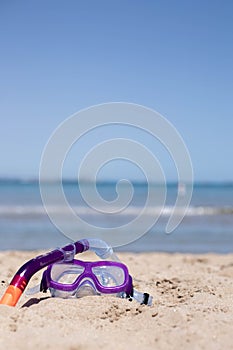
[0,1,233,252]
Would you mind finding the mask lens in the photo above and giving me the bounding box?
[51,263,85,284]
[92,265,125,287]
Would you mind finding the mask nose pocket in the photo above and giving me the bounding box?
[75,279,98,298]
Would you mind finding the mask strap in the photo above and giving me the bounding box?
[121,289,153,306]
[130,289,153,306]
[25,284,41,296]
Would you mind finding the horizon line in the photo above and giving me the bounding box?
[0,177,233,186]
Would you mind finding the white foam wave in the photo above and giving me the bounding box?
[0,205,232,218]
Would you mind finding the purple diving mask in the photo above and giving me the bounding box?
[40,259,134,299]
[0,238,152,306]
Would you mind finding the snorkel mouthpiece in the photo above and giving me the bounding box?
[79,239,119,261]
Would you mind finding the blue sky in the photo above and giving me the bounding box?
[0,0,233,181]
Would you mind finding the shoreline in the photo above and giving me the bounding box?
[0,251,233,349]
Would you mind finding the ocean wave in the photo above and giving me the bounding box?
[0,205,233,218]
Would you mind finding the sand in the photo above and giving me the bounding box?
[0,250,233,350]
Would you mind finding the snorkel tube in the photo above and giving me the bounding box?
[0,239,152,307]
[0,240,88,306]
[0,239,118,307]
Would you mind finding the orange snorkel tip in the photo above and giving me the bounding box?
[0,275,27,306]
[0,285,23,307]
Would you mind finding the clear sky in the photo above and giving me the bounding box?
[0,0,233,182]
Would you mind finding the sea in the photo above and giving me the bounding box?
[0,179,233,253]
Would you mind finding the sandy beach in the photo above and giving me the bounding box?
[0,250,232,350]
